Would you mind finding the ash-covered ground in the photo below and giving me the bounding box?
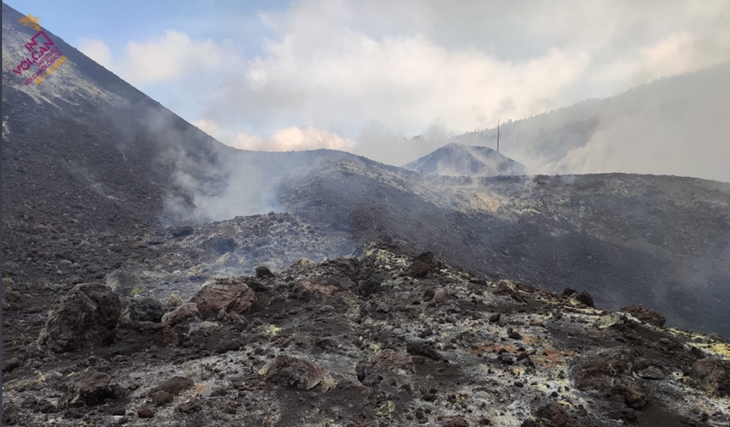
[2,215,730,426]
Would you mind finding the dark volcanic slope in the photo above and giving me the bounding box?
[1,2,242,233]
[278,157,730,336]
[403,142,527,177]
[3,0,730,339]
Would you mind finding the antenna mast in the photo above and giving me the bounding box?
[497,120,500,153]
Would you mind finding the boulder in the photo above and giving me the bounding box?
[534,403,584,427]
[575,291,594,308]
[256,266,275,279]
[68,372,114,406]
[151,376,195,396]
[190,277,256,318]
[167,294,184,308]
[151,390,173,406]
[137,405,156,418]
[407,252,440,278]
[620,305,666,327]
[406,342,442,361]
[263,355,335,391]
[572,347,646,409]
[691,357,730,396]
[122,297,165,323]
[161,303,201,327]
[37,283,121,353]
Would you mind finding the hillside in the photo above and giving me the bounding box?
[454,62,730,182]
[278,157,730,337]
[403,142,527,177]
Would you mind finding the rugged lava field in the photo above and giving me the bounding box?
[3,226,730,426]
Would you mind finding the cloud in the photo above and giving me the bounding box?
[78,38,112,69]
[594,32,719,87]
[79,31,230,87]
[88,0,729,175]
[193,119,355,152]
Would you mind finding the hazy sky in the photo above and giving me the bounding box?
[7,0,730,168]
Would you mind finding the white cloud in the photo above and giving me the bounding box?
[193,119,355,152]
[86,0,730,175]
[79,31,230,87]
[121,30,227,86]
[78,38,112,69]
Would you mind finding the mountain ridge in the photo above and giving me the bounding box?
[403,142,527,177]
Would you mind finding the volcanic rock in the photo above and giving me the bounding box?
[151,390,173,406]
[256,266,275,278]
[263,355,335,391]
[368,349,416,373]
[572,347,646,409]
[167,293,184,308]
[620,305,666,327]
[161,303,201,327]
[124,297,165,323]
[176,398,203,413]
[442,417,470,427]
[575,291,594,308]
[691,357,730,396]
[2,357,22,373]
[638,366,665,380]
[151,376,195,396]
[68,372,114,406]
[406,341,442,361]
[190,277,256,318]
[137,405,156,418]
[407,252,440,278]
[37,283,121,353]
[170,226,194,238]
[534,403,584,427]
[358,272,384,297]
[434,287,449,304]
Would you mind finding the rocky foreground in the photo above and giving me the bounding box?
[2,239,730,427]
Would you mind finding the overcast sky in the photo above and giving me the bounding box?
[7,0,730,168]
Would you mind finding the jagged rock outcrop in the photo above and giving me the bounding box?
[37,283,121,353]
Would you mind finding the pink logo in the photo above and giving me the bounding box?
[13,29,66,85]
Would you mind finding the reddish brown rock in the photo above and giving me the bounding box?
[137,405,156,418]
[368,349,416,373]
[190,277,256,317]
[161,303,201,327]
[535,403,584,427]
